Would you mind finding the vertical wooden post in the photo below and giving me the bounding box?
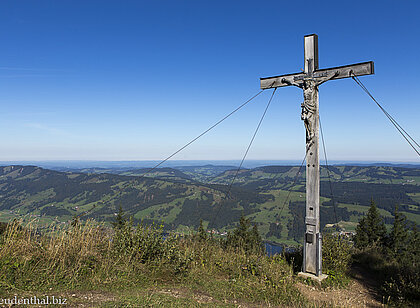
[302,34,321,276]
[259,34,373,281]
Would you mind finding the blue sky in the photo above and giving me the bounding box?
[0,0,419,162]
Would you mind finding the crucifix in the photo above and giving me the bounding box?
[260,34,374,280]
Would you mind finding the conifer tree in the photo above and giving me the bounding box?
[225,215,263,253]
[251,224,263,251]
[389,204,409,259]
[112,204,126,230]
[354,200,386,249]
[406,225,420,268]
[197,219,207,241]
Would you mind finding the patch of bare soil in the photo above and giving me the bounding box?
[58,291,116,307]
[10,264,390,308]
[157,288,216,304]
[296,265,388,308]
[156,288,265,307]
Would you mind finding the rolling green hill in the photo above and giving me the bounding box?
[0,164,419,245]
[0,165,270,232]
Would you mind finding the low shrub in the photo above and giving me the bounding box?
[283,246,303,273]
[322,233,353,287]
[0,219,306,306]
[112,219,192,276]
[322,233,353,274]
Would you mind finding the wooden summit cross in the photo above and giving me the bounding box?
[260,34,374,280]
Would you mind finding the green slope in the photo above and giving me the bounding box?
[0,164,419,244]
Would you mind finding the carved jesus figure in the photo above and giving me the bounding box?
[282,71,338,146]
[301,79,317,145]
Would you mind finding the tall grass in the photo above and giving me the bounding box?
[0,219,116,290]
[0,219,306,306]
[181,238,304,305]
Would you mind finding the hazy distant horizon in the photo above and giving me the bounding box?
[1,159,419,169]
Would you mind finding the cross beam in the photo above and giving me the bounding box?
[260,34,374,279]
[260,61,374,89]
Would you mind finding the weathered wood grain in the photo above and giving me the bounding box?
[259,34,374,278]
[260,62,374,89]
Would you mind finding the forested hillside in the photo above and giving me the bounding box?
[0,165,270,231]
[0,164,419,245]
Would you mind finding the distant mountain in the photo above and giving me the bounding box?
[117,167,193,181]
[336,163,420,169]
[2,160,418,170]
[175,165,238,182]
[49,165,239,183]
[0,164,419,245]
[0,165,270,230]
[209,165,420,220]
[212,165,420,187]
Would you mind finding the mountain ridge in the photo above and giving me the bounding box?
[0,164,419,245]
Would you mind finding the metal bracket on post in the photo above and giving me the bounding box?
[299,231,327,283]
[302,232,306,272]
[316,233,322,276]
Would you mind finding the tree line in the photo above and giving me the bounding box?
[353,200,419,303]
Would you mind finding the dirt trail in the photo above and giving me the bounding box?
[15,266,388,307]
[296,265,387,308]
[59,276,386,308]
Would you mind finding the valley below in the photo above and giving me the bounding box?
[1,163,419,245]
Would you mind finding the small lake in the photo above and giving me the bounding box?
[265,242,284,256]
[264,242,299,256]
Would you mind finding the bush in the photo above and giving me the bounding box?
[112,219,191,275]
[322,233,352,274]
[283,247,303,273]
[352,203,420,304]
[322,233,353,287]
[224,215,264,254]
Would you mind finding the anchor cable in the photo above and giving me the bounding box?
[226,88,277,198]
[277,147,309,220]
[319,116,339,224]
[106,90,265,222]
[351,73,420,157]
[137,90,265,179]
[209,88,277,228]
